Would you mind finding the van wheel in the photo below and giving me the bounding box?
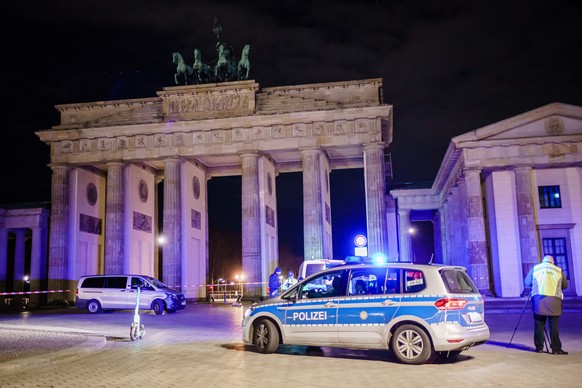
[391,324,433,364]
[152,299,164,315]
[87,300,102,314]
[254,318,279,354]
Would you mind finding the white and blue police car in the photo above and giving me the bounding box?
[242,261,490,364]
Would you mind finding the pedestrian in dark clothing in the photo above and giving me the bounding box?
[268,267,282,298]
[524,255,569,354]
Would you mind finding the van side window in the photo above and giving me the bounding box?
[81,277,105,288]
[105,277,128,289]
[404,270,426,293]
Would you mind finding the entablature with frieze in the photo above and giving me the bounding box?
[389,188,441,210]
[462,140,581,169]
[38,106,392,168]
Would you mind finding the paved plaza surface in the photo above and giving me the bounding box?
[0,300,581,387]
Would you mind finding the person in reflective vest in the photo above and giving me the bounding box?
[282,271,298,291]
[524,255,569,354]
[268,267,282,298]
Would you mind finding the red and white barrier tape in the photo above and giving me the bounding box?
[178,281,268,289]
[0,290,70,296]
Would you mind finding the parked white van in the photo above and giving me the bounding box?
[75,274,186,315]
[297,259,344,280]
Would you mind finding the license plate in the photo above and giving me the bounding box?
[468,312,482,323]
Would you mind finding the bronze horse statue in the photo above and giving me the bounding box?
[172,52,193,85]
[192,49,215,84]
[214,43,237,82]
[238,44,251,80]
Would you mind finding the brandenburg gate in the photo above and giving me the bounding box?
[36,78,393,299]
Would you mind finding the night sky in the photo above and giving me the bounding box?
[3,1,582,261]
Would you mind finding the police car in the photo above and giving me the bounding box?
[242,261,490,364]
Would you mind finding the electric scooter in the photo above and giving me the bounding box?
[130,284,146,341]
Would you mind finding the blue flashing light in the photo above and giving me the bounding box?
[344,254,388,265]
[372,254,387,264]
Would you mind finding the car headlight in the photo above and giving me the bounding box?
[243,305,255,319]
[165,293,176,299]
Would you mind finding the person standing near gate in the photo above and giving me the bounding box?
[268,267,282,298]
[524,255,569,354]
[282,271,298,291]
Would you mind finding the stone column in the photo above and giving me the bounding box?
[29,226,45,306]
[464,168,491,294]
[398,209,412,262]
[364,143,388,257]
[514,166,539,281]
[30,226,44,290]
[241,153,262,296]
[48,165,69,302]
[163,158,182,290]
[0,226,7,291]
[13,229,27,292]
[439,203,450,265]
[105,162,125,274]
[432,211,442,264]
[301,148,324,260]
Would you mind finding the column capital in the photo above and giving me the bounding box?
[299,147,322,156]
[49,164,70,172]
[513,165,533,172]
[363,142,386,151]
[105,161,126,168]
[162,157,183,165]
[10,228,28,237]
[239,152,260,159]
[397,208,411,216]
[463,167,482,175]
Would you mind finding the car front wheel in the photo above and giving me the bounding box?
[254,318,279,354]
[152,299,164,315]
[391,324,433,364]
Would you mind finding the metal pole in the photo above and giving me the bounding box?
[509,292,531,345]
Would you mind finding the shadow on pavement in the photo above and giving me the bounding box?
[222,343,476,364]
[486,340,533,352]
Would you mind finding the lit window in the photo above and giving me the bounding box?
[538,186,562,208]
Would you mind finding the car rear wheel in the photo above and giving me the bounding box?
[391,324,433,364]
[254,318,279,354]
[152,299,164,315]
[87,300,102,314]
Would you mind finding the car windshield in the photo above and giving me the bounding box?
[440,269,478,293]
[146,276,169,289]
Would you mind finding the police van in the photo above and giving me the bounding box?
[242,261,490,364]
[75,274,186,315]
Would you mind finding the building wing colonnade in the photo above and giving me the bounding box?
[391,103,582,298]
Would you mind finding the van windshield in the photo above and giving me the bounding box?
[305,264,325,278]
[146,276,169,289]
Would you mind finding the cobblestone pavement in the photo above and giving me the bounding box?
[0,302,581,387]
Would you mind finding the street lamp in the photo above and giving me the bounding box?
[233,273,244,306]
